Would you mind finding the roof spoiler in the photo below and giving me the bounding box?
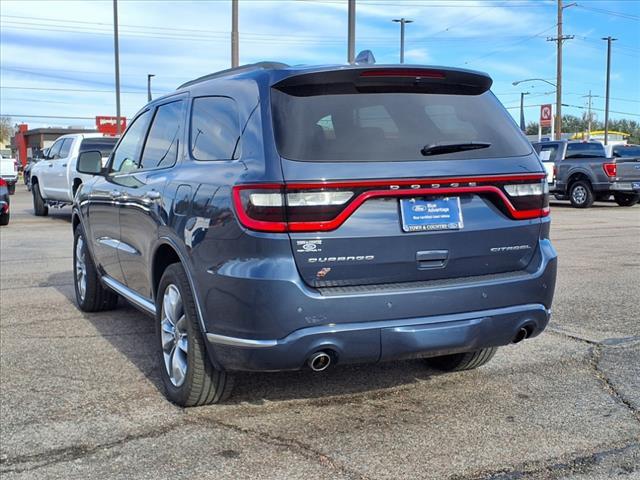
[273,67,492,96]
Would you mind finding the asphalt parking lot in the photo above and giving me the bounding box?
[1,188,639,480]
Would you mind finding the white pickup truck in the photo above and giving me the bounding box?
[30,133,118,216]
[0,153,19,195]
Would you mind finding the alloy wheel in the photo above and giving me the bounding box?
[572,185,587,205]
[160,284,189,387]
[75,237,87,301]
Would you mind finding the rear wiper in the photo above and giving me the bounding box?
[421,141,491,156]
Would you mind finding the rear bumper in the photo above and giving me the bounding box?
[610,181,640,193]
[208,304,550,371]
[1,176,17,185]
[204,238,557,372]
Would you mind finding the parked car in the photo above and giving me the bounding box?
[532,140,640,207]
[612,144,640,159]
[0,153,18,195]
[24,147,49,191]
[30,134,118,215]
[73,62,557,406]
[0,178,10,225]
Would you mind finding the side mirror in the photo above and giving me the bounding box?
[77,151,103,175]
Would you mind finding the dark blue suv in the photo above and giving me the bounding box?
[73,62,557,406]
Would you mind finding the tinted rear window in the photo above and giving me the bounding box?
[614,146,640,157]
[566,142,606,158]
[271,90,531,161]
[80,137,118,156]
[190,96,241,161]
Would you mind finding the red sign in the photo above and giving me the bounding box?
[95,116,126,136]
[540,104,553,128]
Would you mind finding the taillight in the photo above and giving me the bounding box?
[233,174,549,233]
[603,163,617,177]
[502,180,549,217]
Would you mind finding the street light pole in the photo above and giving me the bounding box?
[347,0,356,64]
[392,18,413,64]
[602,36,617,146]
[147,74,155,102]
[519,91,530,132]
[112,0,121,135]
[231,0,239,67]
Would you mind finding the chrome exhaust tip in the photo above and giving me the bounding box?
[308,352,331,372]
[512,327,529,344]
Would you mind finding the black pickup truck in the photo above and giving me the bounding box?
[533,140,640,208]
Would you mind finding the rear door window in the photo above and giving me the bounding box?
[190,96,241,161]
[140,100,184,170]
[271,90,532,162]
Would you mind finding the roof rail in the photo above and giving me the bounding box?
[177,62,289,90]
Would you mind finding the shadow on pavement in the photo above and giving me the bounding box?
[48,273,440,404]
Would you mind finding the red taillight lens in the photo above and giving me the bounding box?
[603,163,617,177]
[360,69,445,79]
[0,178,6,187]
[233,174,549,233]
[501,180,549,218]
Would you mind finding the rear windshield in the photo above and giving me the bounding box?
[80,137,118,157]
[565,142,606,158]
[613,145,640,157]
[271,90,532,161]
[534,143,561,162]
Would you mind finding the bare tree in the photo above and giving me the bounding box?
[0,117,14,144]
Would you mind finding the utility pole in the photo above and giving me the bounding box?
[547,0,575,140]
[392,18,413,64]
[347,0,355,64]
[602,36,617,146]
[112,0,121,135]
[519,91,530,132]
[582,90,594,139]
[147,74,155,102]
[231,0,239,67]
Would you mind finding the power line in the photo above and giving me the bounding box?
[463,24,556,65]
[574,4,640,21]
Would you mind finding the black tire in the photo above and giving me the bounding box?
[156,263,234,406]
[614,193,640,207]
[32,182,49,216]
[73,225,119,312]
[0,212,9,226]
[7,183,15,195]
[569,180,594,208]
[426,347,497,372]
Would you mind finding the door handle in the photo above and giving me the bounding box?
[48,163,53,167]
[144,190,161,200]
[110,190,123,199]
[62,164,67,167]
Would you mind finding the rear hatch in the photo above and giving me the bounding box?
[235,67,549,287]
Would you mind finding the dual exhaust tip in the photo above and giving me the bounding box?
[308,351,332,372]
[512,325,534,344]
[308,326,534,370]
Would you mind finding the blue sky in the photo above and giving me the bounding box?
[1,0,638,130]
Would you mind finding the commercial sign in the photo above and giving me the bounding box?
[540,104,553,128]
[95,116,126,136]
